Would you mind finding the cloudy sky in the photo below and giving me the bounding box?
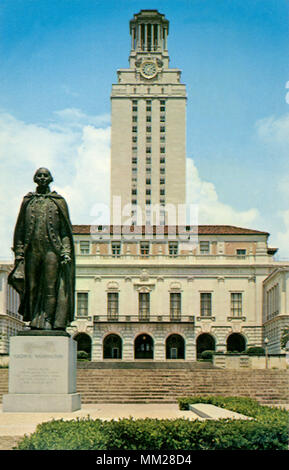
[0,0,289,260]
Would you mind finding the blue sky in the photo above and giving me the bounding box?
[0,0,289,259]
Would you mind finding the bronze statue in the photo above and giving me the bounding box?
[8,168,75,331]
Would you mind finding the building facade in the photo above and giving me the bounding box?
[0,263,23,356]
[67,224,288,360]
[263,268,289,354]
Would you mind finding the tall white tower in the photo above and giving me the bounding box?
[110,10,187,225]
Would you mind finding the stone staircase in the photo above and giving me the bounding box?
[0,365,288,405]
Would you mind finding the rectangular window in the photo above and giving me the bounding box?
[132,106,138,112]
[160,167,165,174]
[200,293,212,317]
[146,106,152,112]
[200,241,210,254]
[160,115,166,122]
[77,292,88,317]
[231,293,242,317]
[146,147,151,154]
[80,241,90,255]
[111,242,121,256]
[132,157,137,164]
[160,178,165,185]
[140,241,150,256]
[146,136,152,143]
[146,178,151,185]
[139,292,150,321]
[160,106,166,112]
[160,147,165,153]
[132,126,138,133]
[107,292,119,320]
[132,136,137,143]
[146,126,151,133]
[146,167,151,174]
[169,242,178,256]
[132,115,137,122]
[170,292,181,321]
[131,188,137,195]
[146,157,151,164]
[160,135,166,142]
[146,115,151,122]
[160,100,166,105]
[146,199,151,205]
[160,126,166,132]
[146,189,151,195]
[236,249,246,258]
[160,157,166,164]
[160,189,165,195]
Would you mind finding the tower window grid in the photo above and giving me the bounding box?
[131,100,138,213]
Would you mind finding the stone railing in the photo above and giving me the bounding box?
[213,354,288,369]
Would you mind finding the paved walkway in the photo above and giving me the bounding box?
[0,403,288,450]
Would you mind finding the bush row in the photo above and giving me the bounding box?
[16,396,288,450]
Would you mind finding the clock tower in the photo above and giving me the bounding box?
[110,10,187,225]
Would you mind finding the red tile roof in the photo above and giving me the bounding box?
[72,224,269,236]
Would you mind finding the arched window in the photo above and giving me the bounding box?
[74,333,92,360]
[134,334,154,359]
[103,334,122,359]
[226,333,246,353]
[166,334,185,359]
[196,333,215,359]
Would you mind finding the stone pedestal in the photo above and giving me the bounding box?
[3,333,81,412]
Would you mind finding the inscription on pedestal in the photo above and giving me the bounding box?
[8,336,77,395]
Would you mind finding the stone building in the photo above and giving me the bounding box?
[67,10,289,359]
[263,267,289,353]
[67,223,288,360]
[0,263,22,356]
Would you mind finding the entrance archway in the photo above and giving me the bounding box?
[227,333,246,353]
[134,334,154,359]
[196,333,215,359]
[74,333,92,360]
[103,334,122,359]
[166,334,185,359]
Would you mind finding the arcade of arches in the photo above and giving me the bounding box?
[73,332,248,360]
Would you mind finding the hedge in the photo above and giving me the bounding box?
[15,396,289,450]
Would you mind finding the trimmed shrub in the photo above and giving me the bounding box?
[245,347,265,356]
[200,350,214,360]
[15,396,289,450]
[77,350,89,361]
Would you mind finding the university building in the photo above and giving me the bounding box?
[0,10,288,360]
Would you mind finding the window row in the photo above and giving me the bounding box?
[79,240,248,257]
[76,291,244,319]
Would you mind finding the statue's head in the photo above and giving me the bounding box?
[33,168,54,187]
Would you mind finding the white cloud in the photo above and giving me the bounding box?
[256,113,289,147]
[186,158,260,227]
[0,109,110,260]
[273,210,289,259]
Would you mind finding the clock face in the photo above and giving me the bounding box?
[141,61,157,79]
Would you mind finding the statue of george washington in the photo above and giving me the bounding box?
[8,168,75,331]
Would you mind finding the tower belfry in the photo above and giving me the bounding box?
[130,10,169,54]
[110,10,187,225]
